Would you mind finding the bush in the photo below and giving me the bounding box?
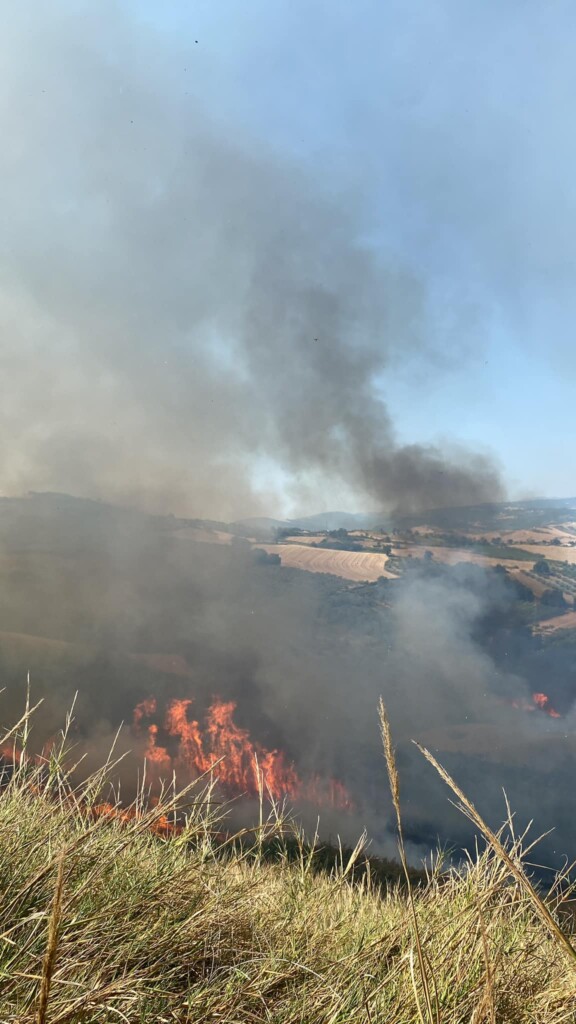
[541,588,567,609]
[252,548,281,566]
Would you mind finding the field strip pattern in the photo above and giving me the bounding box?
[257,544,397,581]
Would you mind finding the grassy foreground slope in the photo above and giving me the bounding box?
[2,742,576,1024]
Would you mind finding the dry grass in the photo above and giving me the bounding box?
[397,546,535,570]
[515,544,576,563]
[509,569,552,598]
[1,704,576,1022]
[469,527,576,544]
[533,610,576,634]
[257,543,397,581]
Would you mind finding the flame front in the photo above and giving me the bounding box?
[133,696,352,810]
[510,691,561,718]
[531,692,561,718]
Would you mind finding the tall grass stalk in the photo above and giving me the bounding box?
[379,697,439,1024]
[414,740,576,966]
[36,852,65,1024]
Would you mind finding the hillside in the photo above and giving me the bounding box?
[267,501,576,621]
[1,492,576,863]
[2,725,576,1023]
[3,492,576,1020]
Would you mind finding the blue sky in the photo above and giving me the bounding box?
[132,0,576,500]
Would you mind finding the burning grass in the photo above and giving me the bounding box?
[133,694,353,810]
[1,704,576,1022]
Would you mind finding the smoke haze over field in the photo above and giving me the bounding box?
[0,3,505,519]
[0,494,573,862]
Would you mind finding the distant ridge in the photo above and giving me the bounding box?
[392,498,576,532]
[233,499,576,536]
[230,511,375,536]
[1,491,574,539]
[229,516,288,531]
[287,511,375,531]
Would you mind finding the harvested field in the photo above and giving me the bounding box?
[395,546,535,570]
[533,610,576,635]
[281,534,323,545]
[257,544,397,581]
[471,525,576,543]
[510,570,551,598]
[515,544,576,563]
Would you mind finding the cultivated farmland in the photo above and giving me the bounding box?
[256,543,397,581]
[395,545,535,571]
[515,544,576,563]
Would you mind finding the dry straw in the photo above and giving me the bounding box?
[379,697,440,1024]
[36,852,65,1024]
[413,739,576,967]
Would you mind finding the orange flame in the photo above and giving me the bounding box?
[510,691,562,718]
[133,696,353,810]
[0,740,54,767]
[532,692,561,718]
[91,801,175,837]
[0,742,177,838]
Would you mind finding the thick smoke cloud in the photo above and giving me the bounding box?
[0,3,503,519]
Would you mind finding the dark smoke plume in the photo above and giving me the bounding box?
[0,3,503,519]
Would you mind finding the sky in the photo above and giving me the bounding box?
[137,0,576,499]
[1,1,575,516]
